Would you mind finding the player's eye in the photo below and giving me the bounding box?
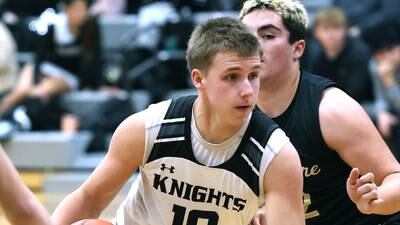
[260,33,275,40]
[225,73,238,81]
[248,72,259,80]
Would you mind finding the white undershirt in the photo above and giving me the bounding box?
[191,110,251,166]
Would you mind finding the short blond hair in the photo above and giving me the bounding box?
[186,17,262,73]
[240,0,308,43]
[314,7,347,28]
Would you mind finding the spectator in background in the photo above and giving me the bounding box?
[0,0,56,20]
[89,0,126,15]
[0,21,18,140]
[333,0,400,39]
[364,21,400,161]
[304,7,374,106]
[0,0,57,52]
[0,0,101,133]
[122,1,183,101]
[0,21,18,98]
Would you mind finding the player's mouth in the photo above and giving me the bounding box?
[235,105,252,112]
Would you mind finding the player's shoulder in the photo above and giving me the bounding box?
[146,99,173,113]
[144,99,173,128]
[319,87,361,120]
[318,87,371,148]
[267,128,290,155]
[110,100,173,143]
[111,110,147,142]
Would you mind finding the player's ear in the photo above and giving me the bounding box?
[192,69,205,89]
[292,39,305,60]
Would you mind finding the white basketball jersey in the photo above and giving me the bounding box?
[114,96,288,225]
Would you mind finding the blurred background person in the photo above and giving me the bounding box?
[0,0,57,52]
[303,7,374,110]
[89,0,126,16]
[333,0,400,39]
[0,0,101,134]
[0,20,17,99]
[364,20,400,161]
[0,20,18,141]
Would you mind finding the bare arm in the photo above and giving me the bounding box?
[264,143,305,225]
[30,76,71,100]
[52,111,147,225]
[0,64,34,113]
[320,87,400,215]
[0,145,51,225]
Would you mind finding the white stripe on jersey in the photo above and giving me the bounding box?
[241,153,260,176]
[250,137,265,153]
[162,117,185,123]
[154,136,185,143]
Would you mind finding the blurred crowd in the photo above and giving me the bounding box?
[0,0,399,156]
[302,0,400,161]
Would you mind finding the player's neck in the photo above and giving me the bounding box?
[258,67,300,118]
[193,99,243,144]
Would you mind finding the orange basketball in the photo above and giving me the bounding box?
[71,219,113,225]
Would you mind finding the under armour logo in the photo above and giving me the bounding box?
[161,163,175,173]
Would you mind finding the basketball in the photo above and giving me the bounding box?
[71,219,113,225]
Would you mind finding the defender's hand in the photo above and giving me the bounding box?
[249,205,267,225]
[346,168,384,214]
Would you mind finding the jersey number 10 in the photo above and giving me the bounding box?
[172,204,219,225]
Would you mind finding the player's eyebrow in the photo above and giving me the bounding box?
[223,64,262,73]
[257,24,281,33]
[223,66,243,72]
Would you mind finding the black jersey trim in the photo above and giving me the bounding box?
[156,120,186,140]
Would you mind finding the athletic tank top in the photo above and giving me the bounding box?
[114,95,287,225]
[273,70,385,225]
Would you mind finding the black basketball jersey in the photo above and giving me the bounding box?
[115,95,283,225]
[273,70,385,225]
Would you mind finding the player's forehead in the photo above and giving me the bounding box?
[209,51,262,72]
[242,9,285,32]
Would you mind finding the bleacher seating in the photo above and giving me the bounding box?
[43,171,137,219]
[4,131,92,169]
[99,14,138,51]
[60,89,151,115]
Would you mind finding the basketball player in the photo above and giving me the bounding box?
[240,0,400,225]
[51,17,305,225]
[0,144,51,225]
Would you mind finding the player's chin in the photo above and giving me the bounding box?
[233,106,253,121]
